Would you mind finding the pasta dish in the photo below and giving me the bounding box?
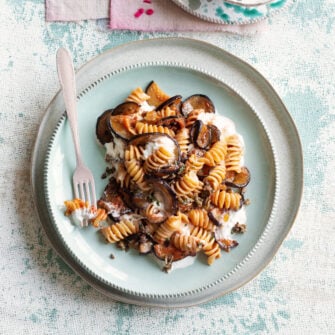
[64,82,250,272]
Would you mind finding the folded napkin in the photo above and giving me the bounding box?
[46,0,109,21]
[109,0,266,34]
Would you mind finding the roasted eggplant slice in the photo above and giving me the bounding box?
[146,179,178,217]
[208,124,221,145]
[145,81,170,107]
[132,190,151,210]
[208,208,227,226]
[156,95,182,113]
[196,124,211,149]
[157,116,185,133]
[108,115,135,140]
[190,120,212,149]
[96,109,114,145]
[182,94,215,116]
[225,167,251,188]
[112,101,140,116]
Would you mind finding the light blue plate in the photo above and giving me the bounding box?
[172,0,291,25]
[32,38,302,307]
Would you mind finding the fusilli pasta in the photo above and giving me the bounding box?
[66,82,252,272]
[126,87,150,104]
[135,122,175,137]
[211,188,242,211]
[143,147,174,173]
[203,140,227,167]
[203,163,226,190]
[188,209,214,231]
[101,219,140,243]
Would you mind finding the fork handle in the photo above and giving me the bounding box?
[56,48,83,166]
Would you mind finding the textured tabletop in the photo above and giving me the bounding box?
[1,1,334,334]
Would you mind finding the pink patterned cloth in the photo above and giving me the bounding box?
[46,0,109,21]
[110,0,265,33]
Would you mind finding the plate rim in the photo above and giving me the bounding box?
[31,37,303,307]
[224,0,274,7]
[170,0,293,25]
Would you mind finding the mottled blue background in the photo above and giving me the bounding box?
[0,0,334,334]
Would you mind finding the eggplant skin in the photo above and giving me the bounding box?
[225,167,251,188]
[190,120,213,150]
[108,114,135,141]
[181,94,215,116]
[96,109,114,145]
[112,102,140,116]
[156,95,182,113]
[146,178,178,216]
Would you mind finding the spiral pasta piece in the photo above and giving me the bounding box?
[175,128,190,154]
[154,215,183,243]
[203,163,226,190]
[177,211,190,225]
[124,145,144,161]
[101,219,140,243]
[190,226,212,244]
[185,109,204,127]
[64,198,90,216]
[225,134,243,173]
[144,107,177,123]
[172,171,203,200]
[115,164,132,188]
[158,106,177,118]
[211,188,241,211]
[185,154,205,173]
[202,238,221,265]
[126,87,150,105]
[142,203,165,224]
[170,233,201,253]
[188,209,214,231]
[91,208,108,228]
[203,140,227,167]
[190,227,220,264]
[143,147,174,173]
[124,159,149,191]
[135,122,175,137]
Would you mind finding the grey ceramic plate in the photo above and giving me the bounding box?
[31,37,302,307]
[171,0,291,25]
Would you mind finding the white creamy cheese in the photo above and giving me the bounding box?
[180,223,193,236]
[197,112,237,139]
[140,101,155,113]
[181,102,194,116]
[214,207,247,241]
[142,136,176,159]
[71,208,94,227]
[105,136,126,160]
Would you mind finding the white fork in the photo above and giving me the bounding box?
[56,48,97,213]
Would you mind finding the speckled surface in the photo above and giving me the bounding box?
[1,0,334,334]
